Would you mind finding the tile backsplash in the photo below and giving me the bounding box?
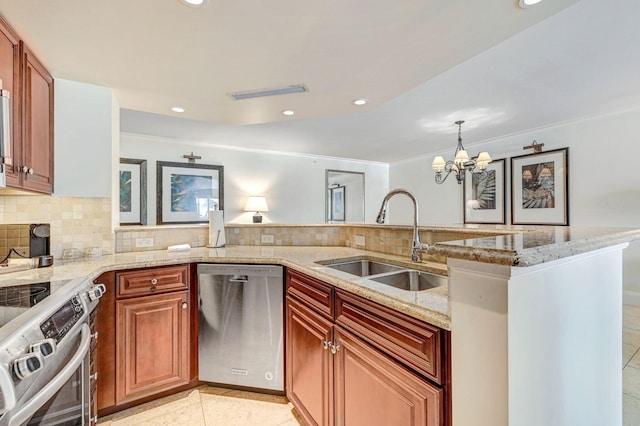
[0,224,31,259]
[0,196,113,259]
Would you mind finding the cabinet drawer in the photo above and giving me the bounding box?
[335,289,444,384]
[286,270,334,319]
[116,265,189,298]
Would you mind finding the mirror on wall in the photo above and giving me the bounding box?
[325,170,365,223]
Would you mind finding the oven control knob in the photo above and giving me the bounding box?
[88,283,106,301]
[13,353,44,379]
[30,339,56,359]
[71,295,82,306]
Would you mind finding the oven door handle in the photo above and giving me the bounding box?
[8,324,91,426]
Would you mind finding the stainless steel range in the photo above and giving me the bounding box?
[0,278,105,425]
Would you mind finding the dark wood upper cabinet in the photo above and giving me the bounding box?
[20,42,53,194]
[0,17,21,186]
[0,16,53,194]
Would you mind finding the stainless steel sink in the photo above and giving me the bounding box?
[371,270,447,291]
[321,260,404,277]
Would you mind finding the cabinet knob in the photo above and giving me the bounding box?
[330,344,340,354]
[90,372,98,381]
[150,278,158,285]
[322,341,331,350]
[182,302,188,309]
[21,166,34,175]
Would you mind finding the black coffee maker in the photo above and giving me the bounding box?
[30,224,53,267]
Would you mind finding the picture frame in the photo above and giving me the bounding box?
[119,158,147,225]
[511,148,569,225]
[156,161,224,225]
[329,185,346,222]
[463,158,506,224]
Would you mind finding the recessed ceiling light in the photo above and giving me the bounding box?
[353,98,368,106]
[178,0,208,7]
[171,106,185,113]
[282,110,295,116]
[519,0,542,8]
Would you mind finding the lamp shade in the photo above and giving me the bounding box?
[432,156,446,172]
[476,151,492,169]
[244,196,269,212]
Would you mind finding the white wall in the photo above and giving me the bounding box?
[389,108,640,299]
[54,79,116,198]
[120,133,388,225]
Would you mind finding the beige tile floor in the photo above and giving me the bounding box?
[624,304,640,425]
[99,304,640,425]
[97,386,303,426]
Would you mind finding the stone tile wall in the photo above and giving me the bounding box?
[0,196,113,259]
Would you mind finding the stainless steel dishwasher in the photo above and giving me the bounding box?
[197,264,284,392]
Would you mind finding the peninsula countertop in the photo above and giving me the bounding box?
[1,225,639,331]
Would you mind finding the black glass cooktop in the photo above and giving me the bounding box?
[0,283,51,327]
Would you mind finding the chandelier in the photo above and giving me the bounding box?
[431,120,491,184]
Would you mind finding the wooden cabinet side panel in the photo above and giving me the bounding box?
[116,291,190,404]
[95,271,116,412]
[334,326,443,426]
[286,296,334,426]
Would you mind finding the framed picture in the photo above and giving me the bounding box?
[329,185,346,222]
[156,161,224,225]
[463,158,506,224]
[119,158,147,225]
[511,148,569,225]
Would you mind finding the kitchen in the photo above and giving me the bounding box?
[0,0,640,425]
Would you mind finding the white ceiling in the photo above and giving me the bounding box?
[2,0,639,163]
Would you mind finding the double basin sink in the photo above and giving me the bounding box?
[317,259,447,292]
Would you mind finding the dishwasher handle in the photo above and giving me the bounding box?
[228,275,249,283]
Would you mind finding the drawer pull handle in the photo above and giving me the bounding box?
[150,278,158,285]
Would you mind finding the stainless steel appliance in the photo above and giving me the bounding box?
[197,264,284,392]
[0,278,105,425]
[0,79,11,188]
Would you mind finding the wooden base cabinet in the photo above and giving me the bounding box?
[285,270,448,426]
[286,296,334,426]
[95,264,196,415]
[334,327,442,426]
[116,291,190,403]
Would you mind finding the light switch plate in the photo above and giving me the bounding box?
[261,234,275,244]
[355,236,366,246]
[135,238,154,248]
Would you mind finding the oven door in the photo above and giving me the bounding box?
[5,324,91,426]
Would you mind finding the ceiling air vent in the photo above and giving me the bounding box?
[229,84,308,100]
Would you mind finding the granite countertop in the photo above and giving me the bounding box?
[1,225,638,331]
[432,225,640,266]
[0,246,452,329]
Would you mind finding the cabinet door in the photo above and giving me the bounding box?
[116,291,190,404]
[20,42,53,194]
[0,18,20,186]
[286,296,334,426]
[334,326,443,426]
